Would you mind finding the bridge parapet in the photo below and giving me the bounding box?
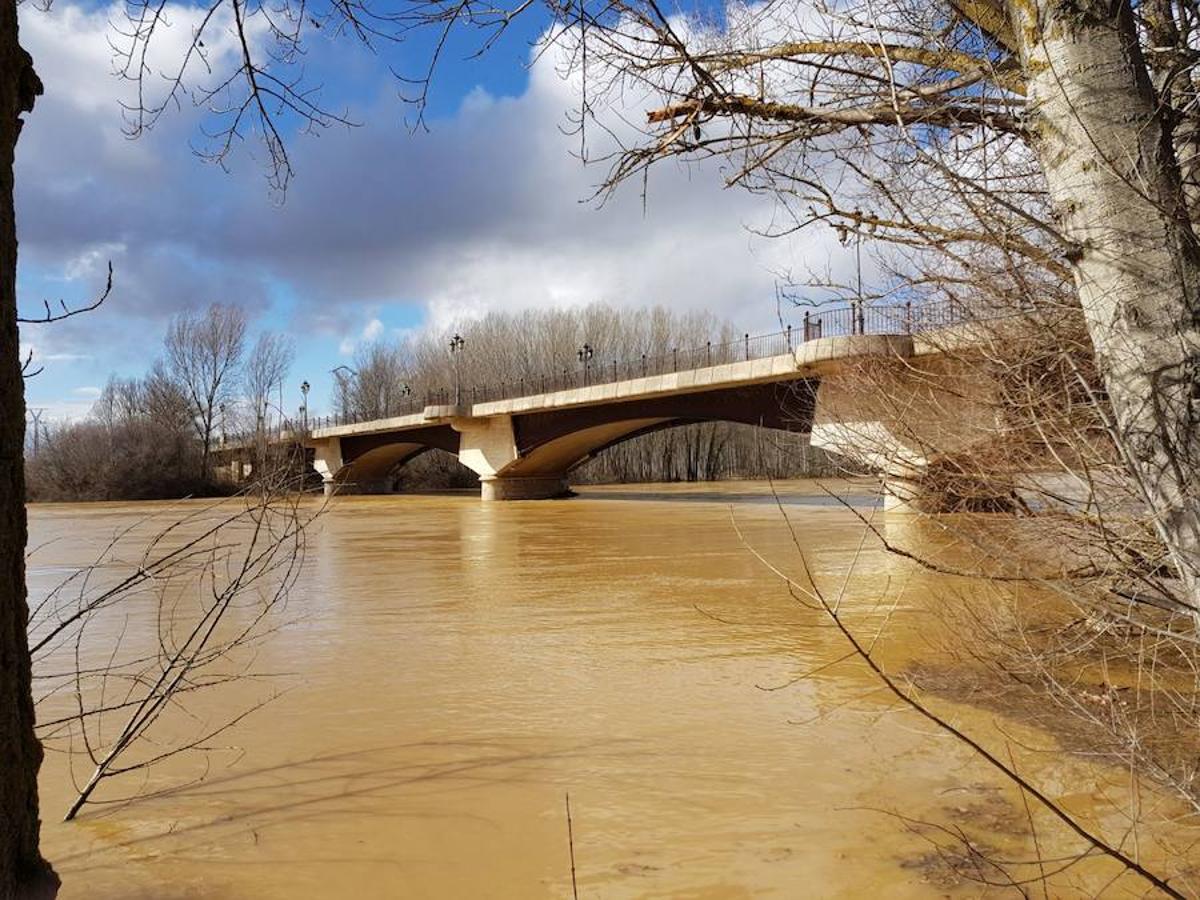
[310,332,917,446]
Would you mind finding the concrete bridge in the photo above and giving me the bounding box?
[294,303,995,505]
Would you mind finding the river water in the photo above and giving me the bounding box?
[24,482,1191,898]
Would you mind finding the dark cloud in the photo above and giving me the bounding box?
[17,0,847,368]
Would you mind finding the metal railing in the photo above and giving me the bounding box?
[229,299,973,438]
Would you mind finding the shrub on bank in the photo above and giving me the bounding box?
[26,418,223,502]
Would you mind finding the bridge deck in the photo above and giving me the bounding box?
[310,332,919,442]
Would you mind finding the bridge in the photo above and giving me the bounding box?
[246,302,999,507]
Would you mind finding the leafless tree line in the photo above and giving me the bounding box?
[27,304,296,501]
[335,304,742,417]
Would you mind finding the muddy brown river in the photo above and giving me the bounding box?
[24,482,1194,897]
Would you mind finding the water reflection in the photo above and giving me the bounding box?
[578,486,882,508]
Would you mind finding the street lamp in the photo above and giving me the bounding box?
[330,366,357,423]
[449,333,465,405]
[300,380,310,430]
[836,212,865,333]
[577,343,594,386]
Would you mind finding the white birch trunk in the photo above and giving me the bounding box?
[1007,0,1200,608]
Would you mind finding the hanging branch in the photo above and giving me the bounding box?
[29,468,321,821]
[17,261,112,324]
[729,489,1185,899]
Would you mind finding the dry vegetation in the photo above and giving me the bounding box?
[26,304,296,501]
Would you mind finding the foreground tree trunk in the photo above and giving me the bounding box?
[0,3,55,896]
[1007,0,1200,606]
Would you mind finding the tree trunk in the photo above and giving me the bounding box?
[0,4,55,898]
[1008,0,1200,607]
[201,426,211,480]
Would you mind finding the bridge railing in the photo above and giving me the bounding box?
[218,420,307,449]
[300,299,977,431]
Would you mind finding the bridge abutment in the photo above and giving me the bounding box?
[811,358,1016,514]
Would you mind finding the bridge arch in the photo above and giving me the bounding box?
[330,442,433,488]
[499,379,819,478]
[323,424,460,491]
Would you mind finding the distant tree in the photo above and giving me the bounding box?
[26,418,204,502]
[334,340,413,421]
[142,360,195,434]
[91,375,142,427]
[242,332,295,436]
[164,305,247,478]
[26,368,210,502]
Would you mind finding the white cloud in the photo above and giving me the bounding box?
[336,315,388,356]
[62,244,123,282]
[19,341,93,365]
[16,0,872,422]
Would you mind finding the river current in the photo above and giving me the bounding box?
[24,481,1180,898]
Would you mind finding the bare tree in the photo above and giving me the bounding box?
[164,304,247,479]
[142,359,195,434]
[334,339,414,421]
[26,367,209,502]
[242,331,295,437]
[0,5,57,891]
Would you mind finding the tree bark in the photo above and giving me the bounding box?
[1007,0,1200,606]
[0,2,55,897]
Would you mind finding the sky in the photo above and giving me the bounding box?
[15,0,859,421]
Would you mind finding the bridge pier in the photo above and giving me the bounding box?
[479,475,571,501]
[453,414,566,501]
[311,437,344,498]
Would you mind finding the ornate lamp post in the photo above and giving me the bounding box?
[577,343,594,386]
[449,333,465,405]
[300,380,310,431]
